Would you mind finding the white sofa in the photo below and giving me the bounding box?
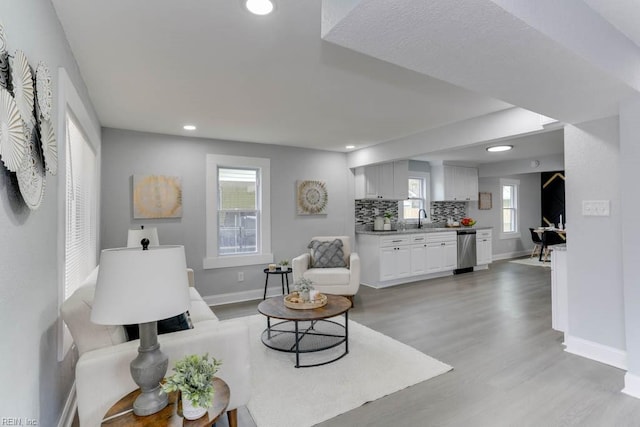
[292,236,360,300]
[61,268,250,426]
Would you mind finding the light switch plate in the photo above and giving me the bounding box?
[582,200,610,216]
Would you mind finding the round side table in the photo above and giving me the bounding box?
[263,267,291,299]
[101,377,235,426]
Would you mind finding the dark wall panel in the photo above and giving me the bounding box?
[541,171,565,227]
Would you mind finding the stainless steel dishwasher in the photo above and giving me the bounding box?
[456,229,477,272]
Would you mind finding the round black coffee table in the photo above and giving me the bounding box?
[257,294,351,368]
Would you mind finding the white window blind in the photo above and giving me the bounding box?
[64,114,97,299]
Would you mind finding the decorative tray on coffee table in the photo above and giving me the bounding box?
[284,292,328,309]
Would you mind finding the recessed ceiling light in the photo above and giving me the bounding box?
[345,145,355,149]
[244,0,274,15]
[183,125,196,131]
[486,145,513,152]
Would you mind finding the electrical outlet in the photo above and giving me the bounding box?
[582,200,610,216]
[237,272,244,282]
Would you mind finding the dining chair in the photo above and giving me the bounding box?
[542,230,566,262]
[529,228,543,258]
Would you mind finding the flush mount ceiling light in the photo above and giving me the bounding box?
[244,0,274,15]
[183,125,196,131]
[486,145,513,152]
[345,145,355,149]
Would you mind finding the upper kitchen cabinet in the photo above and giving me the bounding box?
[355,160,408,200]
[431,165,479,201]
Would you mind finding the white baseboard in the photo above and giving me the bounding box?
[57,381,76,427]
[623,372,640,399]
[492,250,531,261]
[564,334,627,370]
[204,287,284,306]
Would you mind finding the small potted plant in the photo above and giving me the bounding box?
[384,212,392,230]
[279,259,289,271]
[293,278,314,302]
[161,353,223,420]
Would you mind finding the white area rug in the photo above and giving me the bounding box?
[509,257,551,268]
[244,314,452,427]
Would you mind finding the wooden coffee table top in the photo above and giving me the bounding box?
[258,294,351,321]
[102,377,230,426]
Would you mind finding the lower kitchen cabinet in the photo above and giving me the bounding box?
[425,232,457,273]
[476,229,493,265]
[357,231,459,288]
[380,245,411,280]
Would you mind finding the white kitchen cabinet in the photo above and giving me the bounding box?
[354,160,409,200]
[357,231,458,288]
[476,229,493,265]
[431,165,479,201]
[425,232,457,273]
[410,234,427,275]
[379,236,411,280]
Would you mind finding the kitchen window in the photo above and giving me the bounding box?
[399,172,430,222]
[500,178,520,239]
[204,154,273,268]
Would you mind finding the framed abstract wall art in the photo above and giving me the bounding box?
[133,174,183,218]
[296,180,328,215]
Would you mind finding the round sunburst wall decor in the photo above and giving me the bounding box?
[296,180,328,215]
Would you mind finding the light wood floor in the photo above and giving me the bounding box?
[212,259,640,427]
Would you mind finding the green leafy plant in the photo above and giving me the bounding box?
[161,353,223,408]
[384,212,392,219]
[280,259,289,267]
[294,278,314,293]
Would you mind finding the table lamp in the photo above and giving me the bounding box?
[91,242,190,416]
[127,225,160,248]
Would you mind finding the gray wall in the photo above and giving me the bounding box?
[468,173,541,258]
[0,1,100,423]
[621,97,640,376]
[100,128,354,300]
[564,117,624,350]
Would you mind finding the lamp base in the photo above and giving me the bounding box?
[130,321,169,416]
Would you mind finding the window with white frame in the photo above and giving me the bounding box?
[500,178,520,238]
[57,68,101,361]
[399,172,430,222]
[204,154,272,268]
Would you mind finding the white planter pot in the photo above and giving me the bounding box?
[182,395,207,420]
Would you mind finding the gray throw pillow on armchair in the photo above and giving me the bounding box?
[308,239,347,268]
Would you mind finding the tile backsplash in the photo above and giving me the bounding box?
[355,199,468,226]
[355,200,398,226]
[430,201,468,223]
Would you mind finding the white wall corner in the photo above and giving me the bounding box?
[623,372,640,399]
[57,381,77,427]
[564,334,627,370]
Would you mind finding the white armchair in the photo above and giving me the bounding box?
[292,236,360,302]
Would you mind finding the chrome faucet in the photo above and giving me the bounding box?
[418,209,428,229]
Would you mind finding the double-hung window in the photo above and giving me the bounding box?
[205,154,272,268]
[399,173,430,222]
[500,178,520,238]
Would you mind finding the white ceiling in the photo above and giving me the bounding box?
[51,0,640,163]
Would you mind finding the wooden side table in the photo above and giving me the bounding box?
[102,377,236,427]
[263,267,291,299]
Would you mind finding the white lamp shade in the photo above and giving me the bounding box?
[91,245,190,325]
[127,227,160,248]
